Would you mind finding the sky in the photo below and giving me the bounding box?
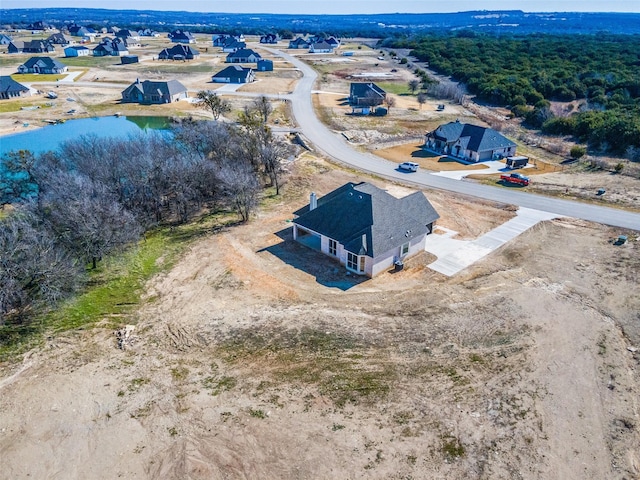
[2,1,640,14]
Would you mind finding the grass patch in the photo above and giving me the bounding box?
[441,435,466,460]
[61,57,118,68]
[218,327,395,407]
[12,73,67,82]
[376,82,412,96]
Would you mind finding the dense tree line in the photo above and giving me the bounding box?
[1,106,293,325]
[385,33,640,156]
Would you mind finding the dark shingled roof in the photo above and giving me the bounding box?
[122,79,187,97]
[294,182,439,257]
[0,76,29,94]
[432,121,516,152]
[226,48,261,59]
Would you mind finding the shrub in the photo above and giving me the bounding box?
[570,145,587,159]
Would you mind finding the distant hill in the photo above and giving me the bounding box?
[2,8,640,36]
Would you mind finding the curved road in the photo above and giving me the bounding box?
[264,47,640,231]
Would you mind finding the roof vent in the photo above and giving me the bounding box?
[309,192,317,210]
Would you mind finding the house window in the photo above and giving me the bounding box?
[328,239,337,256]
[347,252,365,274]
[347,252,358,271]
[401,242,410,257]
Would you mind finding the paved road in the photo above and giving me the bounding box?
[263,47,640,231]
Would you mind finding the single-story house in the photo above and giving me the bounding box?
[47,33,73,45]
[212,65,255,83]
[292,182,439,277]
[121,78,188,104]
[349,82,386,107]
[8,40,55,54]
[221,39,246,53]
[225,48,262,63]
[309,41,333,53]
[326,36,341,48]
[288,37,309,49]
[17,57,68,74]
[0,76,31,99]
[116,29,140,41]
[212,34,245,46]
[260,33,279,44]
[93,39,129,57]
[64,45,90,57]
[425,120,517,162]
[168,30,196,44]
[0,34,13,45]
[68,26,97,39]
[158,44,200,60]
[256,59,273,72]
[139,28,160,37]
[27,21,52,31]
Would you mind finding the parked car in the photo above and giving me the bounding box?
[398,161,419,172]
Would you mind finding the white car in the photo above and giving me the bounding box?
[398,161,419,172]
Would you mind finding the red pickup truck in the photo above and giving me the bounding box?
[500,173,530,186]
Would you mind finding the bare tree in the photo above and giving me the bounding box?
[408,79,420,94]
[384,95,396,112]
[41,172,141,269]
[0,206,82,323]
[217,159,260,222]
[251,95,273,124]
[196,90,231,120]
[417,92,428,109]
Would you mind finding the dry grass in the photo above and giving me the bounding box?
[375,143,490,171]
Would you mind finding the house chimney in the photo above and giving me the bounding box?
[309,192,317,210]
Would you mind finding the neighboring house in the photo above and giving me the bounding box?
[158,44,200,60]
[93,39,128,57]
[0,76,31,99]
[121,78,188,104]
[17,57,68,74]
[326,36,341,48]
[211,65,255,83]
[309,41,333,53]
[225,48,262,63]
[8,40,55,54]
[212,34,232,46]
[288,37,309,49]
[116,29,140,41]
[349,82,386,108]
[256,59,273,71]
[425,120,517,162]
[27,21,52,31]
[292,182,439,277]
[139,28,160,37]
[47,33,73,45]
[64,45,90,57]
[168,30,196,44]
[260,33,279,44]
[0,34,13,45]
[221,39,246,53]
[69,26,97,39]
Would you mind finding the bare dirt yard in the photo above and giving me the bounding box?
[1,157,638,480]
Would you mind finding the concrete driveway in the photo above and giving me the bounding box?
[424,207,559,276]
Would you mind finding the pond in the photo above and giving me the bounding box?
[0,115,172,157]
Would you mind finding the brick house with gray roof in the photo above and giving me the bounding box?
[121,79,188,104]
[292,182,439,277]
[425,120,517,162]
[349,82,386,107]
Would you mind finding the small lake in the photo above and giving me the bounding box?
[0,116,172,157]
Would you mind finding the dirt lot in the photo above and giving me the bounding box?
[1,157,639,479]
